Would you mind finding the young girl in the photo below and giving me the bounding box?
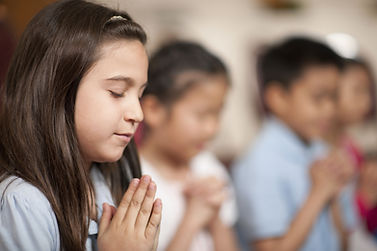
[0,1,161,250]
[137,41,239,251]
[325,58,377,240]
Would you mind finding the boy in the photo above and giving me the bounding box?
[232,37,356,251]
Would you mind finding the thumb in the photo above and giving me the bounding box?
[99,203,112,234]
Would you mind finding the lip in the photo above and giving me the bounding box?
[114,132,133,143]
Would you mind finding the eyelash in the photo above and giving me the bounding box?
[109,91,124,98]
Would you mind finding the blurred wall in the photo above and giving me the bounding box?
[3,0,54,37]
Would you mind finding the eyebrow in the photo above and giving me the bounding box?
[106,75,134,85]
[106,75,148,90]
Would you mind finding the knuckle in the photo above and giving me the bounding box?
[149,219,159,229]
[140,207,150,216]
[119,199,130,208]
[131,199,141,208]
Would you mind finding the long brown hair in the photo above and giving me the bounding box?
[0,0,145,250]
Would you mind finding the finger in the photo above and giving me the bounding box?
[135,181,157,231]
[207,190,228,206]
[123,175,151,226]
[145,198,162,240]
[99,203,112,234]
[109,205,117,217]
[112,178,140,223]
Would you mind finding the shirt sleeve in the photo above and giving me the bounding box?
[232,154,291,242]
[0,184,60,251]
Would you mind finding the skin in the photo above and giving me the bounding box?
[255,65,352,251]
[336,65,372,126]
[140,74,238,251]
[75,39,162,251]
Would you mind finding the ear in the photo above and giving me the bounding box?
[140,96,167,129]
[264,83,289,117]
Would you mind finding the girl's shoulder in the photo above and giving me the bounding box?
[0,175,53,213]
[1,176,46,199]
[0,176,60,250]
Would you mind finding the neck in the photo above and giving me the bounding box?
[326,121,346,146]
[140,137,190,181]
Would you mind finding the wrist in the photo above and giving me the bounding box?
[310,186,333,205]
[181,211,205,234]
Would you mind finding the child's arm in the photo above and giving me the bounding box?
[253,159,341,251]
[330,199,349,251]
[164,207,210,251]
[166,176,236,251]
[164,192,216,251]
[209,216,239,251]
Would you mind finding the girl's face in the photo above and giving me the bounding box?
[337,65,372,125]
[155,74,228,162]
[75,40,148,164]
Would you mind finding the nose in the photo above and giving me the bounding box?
[203,117,220,140]
[123,97,144,124]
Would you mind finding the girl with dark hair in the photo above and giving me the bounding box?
[137,41,239,251]
[325,58,377,241]
[0,0,161,250]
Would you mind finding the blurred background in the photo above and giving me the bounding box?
[1,0,377,249]
[2,0,377,162]
[97,0,377,167]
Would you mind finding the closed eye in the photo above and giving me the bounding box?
[109,90,124,98]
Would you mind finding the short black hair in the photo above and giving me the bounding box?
[143,41,228,105]
[257,37,343,92]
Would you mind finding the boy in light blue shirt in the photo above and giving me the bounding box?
[232,37,356,251]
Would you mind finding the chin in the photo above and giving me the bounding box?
[96,151,124,163]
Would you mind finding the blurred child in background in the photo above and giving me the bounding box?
[325,58,377,240]
[137,41,239,251]
[233,37,355,251]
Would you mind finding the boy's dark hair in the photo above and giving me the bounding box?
[257,37,343,92]
[143,41,229,105]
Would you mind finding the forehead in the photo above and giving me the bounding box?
[294,65,340,91]
[85,39,148,82]
[174,75,228,105]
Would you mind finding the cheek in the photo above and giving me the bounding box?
[291,94,318,120]
[165,113,199,145]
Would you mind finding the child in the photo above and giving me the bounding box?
[138,41,239,251]
[325,58,377,240]
[232,37,355,251]
[0,1,161,250]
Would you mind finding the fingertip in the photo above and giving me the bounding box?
[131,178,140,187]
[154,198,162,211]
[141,175,151,184]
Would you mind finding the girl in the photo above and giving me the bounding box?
[137,41,239,251]
[0,0,161,250]
[325,58,377,240]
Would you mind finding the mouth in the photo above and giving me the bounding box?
[114,132,133,143]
